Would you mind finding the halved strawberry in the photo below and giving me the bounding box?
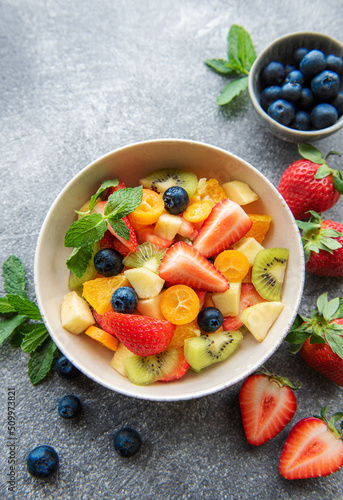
[223,283,267,330]
[193,198,252,257]
[159,348,190,382]
[93,310,174,356]
[158,241,229,293]
[239,370,299,446]
[279,407,343,479]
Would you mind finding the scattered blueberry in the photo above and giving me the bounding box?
[294,47,309,65]
[110,286,138,314]
[300,49,326,78]
[113,428,142,458]
[281,82,302,102]
[197,307,223,333]
[311,103,338,129]
[311,70,340,99]
[27,445,59,479]
[163,186,189,215]
[330,90,343,114]
[326,54,343,75]
[58,395,82,419]
[55,355,80,379]
[260,86,282,111]
[285,70,305,86]
[298,87,314,109]
[261,61,285,86]
[291,111,311,131]
[267,99,295,126]
[94,248,124,277]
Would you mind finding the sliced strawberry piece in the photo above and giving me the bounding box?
[159,348,190,382]
[195,290,207,309]
[193,198,252,257]
[158,241,229,293]
[106,180,126,199]
[223,283,267,330]
[93,310,174,356]
[239,372,298,446]
[99,230,130,256]
[178,217,199,240]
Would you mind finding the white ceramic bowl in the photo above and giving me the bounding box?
[34,139,305,401]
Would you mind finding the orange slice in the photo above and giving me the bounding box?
[190,178,227,206]
[246,214,272,244]
[183,200,213,222]
[85,325,118,351]
[214,250,250,282]
[160,284,200,325]
[169,321,201,347]
[82,274,129,315]
[128,189,164,225]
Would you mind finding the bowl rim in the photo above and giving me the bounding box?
[248,31,343,139]
[34,138,305,401]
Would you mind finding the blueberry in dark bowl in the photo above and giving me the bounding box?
[55,355,80,379]
[298,87,314,109]
[197,306,223,333]
[281,82,302,102]
[260,86,282,111]
[285,70,305,86]
[113,428,142,458]
[300,49,326,78]
[285,64,296,75]
[58,395,82,419]
[268,99,295,126]
[294,47,309,65]
[94,248,124,277]
[330,90,343,115]
[27,445,59,479]
[110,286,138,314]
[326,54,343,75]
[163,186,189,215]
[291,111,311,131]
[311,103,338,129]
[311,70,340,100]
[261,61,285,86]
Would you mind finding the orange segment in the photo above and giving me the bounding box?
[214,250,250,282]
[169,321,201,347]
[246,214,272,244]
[190,178,226,206]
[183,200,213,222]
[128,189,164,225]
[85,325,118,351]
[82,274,130,315]
[160,284,200,325]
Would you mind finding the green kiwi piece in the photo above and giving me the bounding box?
[124,348,183,386]
[140,168,198,196]
[184,331,243,373]
[68,242,100,292]
[123,242,166,274]
[251,247,289,302]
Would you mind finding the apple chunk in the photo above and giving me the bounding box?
[240,301,284,341]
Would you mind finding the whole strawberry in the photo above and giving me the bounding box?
[278,143,343,220]
[297,211,343,277]
[286,293,343,386]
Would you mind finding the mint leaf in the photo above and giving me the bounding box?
[0,314,27,344]
[88,179,119,213]
[64,214,107,248]
[6,295,42,321]
[105,186,143,219]
[2,255,27,297]
[217,76,249,105]
[66,244,94,279]
[107,218,130,241]
[28,338,57,385]
[9,329,25,347]
[20,324,49,353]
[204,59,236,75]
[298,143,326,165]
[228,25,255,74]
[0,297,16,314]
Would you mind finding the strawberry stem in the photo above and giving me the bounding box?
[257,366,302,390]
[313,406,343,440]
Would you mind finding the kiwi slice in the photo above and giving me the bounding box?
[124,348,184,386]
[140,168,198,196]
[123,242,166,274]
[68,242,100,292]
[184,331,242,373]
[251,247,289,301]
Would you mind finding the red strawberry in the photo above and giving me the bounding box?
[94,201,138,253]
[158,241,229,293]
[93,310,174,356]
[99,230,131,256]
[239,369,299,446]
[278,143,343,220]
[223,283,267,331]
[279,407,343,479]
[298,212,343,277]
[159,348,190,382]
[192,198,252,257]
[287,293,343,386]
[106,180,126,198]
[136,225,173,248]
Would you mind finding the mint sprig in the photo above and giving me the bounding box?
[0,255,57,384]
[205,25,256,106]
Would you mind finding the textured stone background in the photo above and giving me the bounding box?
[1,1,343,499]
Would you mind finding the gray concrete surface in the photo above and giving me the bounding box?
[1,1,343,499]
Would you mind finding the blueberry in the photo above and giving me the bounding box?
[110,286,138,314]
[267,99,295,126]
[330,90,343,114]
[260,86,282,111]
[326,54,343,75]
[261,61,285,86]
[300,49,326,78]
[298,87,314,109]
[58,395,82,419]
[311,70,340,100]
[27,445,59,479]
[294,47,309,65]
[285,64,296,75]
[163,186,189,215]
[291,111,311,130]
[94,248,124,277]
[207,256,215,265]
[197,307,223,333]
[311,103,338,129]
[281,82,302,102]
[55,355,80,379]
[113,428,142,458]
[285,70,305,86]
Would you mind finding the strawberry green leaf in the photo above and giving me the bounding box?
[285,330,310,344]
[314,164,331,179]
[323,297,341,322]
[325,150,342,160]
[217,76,249,105]
[333,302,343,319]
[332,171,343,194]
[289,342,304,354]
[316,292,328,315]
[291,314,305,330]
[310,330,326,344]
[324,331,343,359]
[204,59,236,75]
[298,143,325,165]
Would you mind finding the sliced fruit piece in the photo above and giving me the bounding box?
[222,180,259,205]
[68,242,100,291]
[169,321,201,348]
[93,201,138,252]
[183,200,213,222]
[158,241,229,293]
[109,342,135,376]
[252,248,289,301]
[93,310,174,356]
[212,282,242,316]
[214,250,250,282]
[61,291,95,334]
[159,349,190,382]
[124,267,165,299]
[136,225,173,248]
[99,230,131,256]
[123,242,166,274]
[140,168,198,196]
[136,293,165,320]
[223,283,267,331]
[177,217,199,240]
[190,178,227,206]
[184,330,243,372]
[160,284,200,325]
[245,214,272,244]
[84,325,119,351]
[192,198,253,257]
[240,301,285,341]
[153,213,182,241]
[232,237,264,267]
[82,274,130,315]
[128,188,164,225]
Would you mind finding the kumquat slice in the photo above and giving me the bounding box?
[183,200,213,223]
[214,250,250,282]
[160,285,200,325]
[128,188,164,225]
[85,325,119,351]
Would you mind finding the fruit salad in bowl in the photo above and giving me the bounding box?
[34,139,304,400]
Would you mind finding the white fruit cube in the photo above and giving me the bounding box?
[136,293,165,320]
[61,291,95,335]
[153,213,182,241]
[222,180,259,205]
[124,267,165,299]
[212,282,242,317]
[110,342,135,377]
[240,301,285,342]
[233,237,264,267]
